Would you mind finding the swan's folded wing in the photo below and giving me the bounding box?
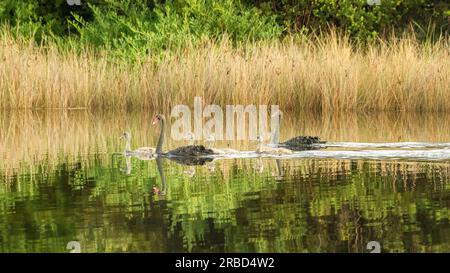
[168,145,215,156]
[282,136,325,146]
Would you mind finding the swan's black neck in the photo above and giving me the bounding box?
[156,157,166,194]
[156,116,165,154]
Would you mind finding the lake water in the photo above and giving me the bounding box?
[1,111,450,253]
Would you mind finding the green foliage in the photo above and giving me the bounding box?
[246,0,449,40]
[1,0,282,58]
[67,0,282,58]
[0,0,448,54]
[0,0,92,41]
[1,155,450,252]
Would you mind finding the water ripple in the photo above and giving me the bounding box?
[322,142,450,149]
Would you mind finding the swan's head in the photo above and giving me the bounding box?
[120,131,131,141]
[152,114,164,125]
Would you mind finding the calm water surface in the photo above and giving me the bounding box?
[0,111,449,252]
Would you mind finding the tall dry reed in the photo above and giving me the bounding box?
[0,30,449,112]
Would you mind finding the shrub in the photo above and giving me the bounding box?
[245,0,449,40]
[0,0,448,53]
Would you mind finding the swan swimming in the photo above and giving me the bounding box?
[120,131,156,160]
[152,114,214,157]
[271,110,325,149]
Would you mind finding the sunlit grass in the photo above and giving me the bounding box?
[1,29,449,112]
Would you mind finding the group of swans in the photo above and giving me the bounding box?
[121,112,326,159]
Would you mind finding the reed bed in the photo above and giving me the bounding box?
[0,30,449,112]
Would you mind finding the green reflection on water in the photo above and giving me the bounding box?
[1,154,449,253]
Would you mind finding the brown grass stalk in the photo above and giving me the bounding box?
[0,30,449,112]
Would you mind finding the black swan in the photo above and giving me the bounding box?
[271,110,325,150]
[152,114,215,157]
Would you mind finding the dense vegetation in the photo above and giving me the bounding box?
[0,1,449,111]
[0,0,448,56]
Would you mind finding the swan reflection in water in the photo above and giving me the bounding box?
[118,150,214,195]
[153,156,166,196]
[121,154,132,175]
[119,155,168,196]
[167,153,215,178]
[116,151,166,196]
[118,150,286,197]
[253,158,285,180]
[272,159,285,181]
